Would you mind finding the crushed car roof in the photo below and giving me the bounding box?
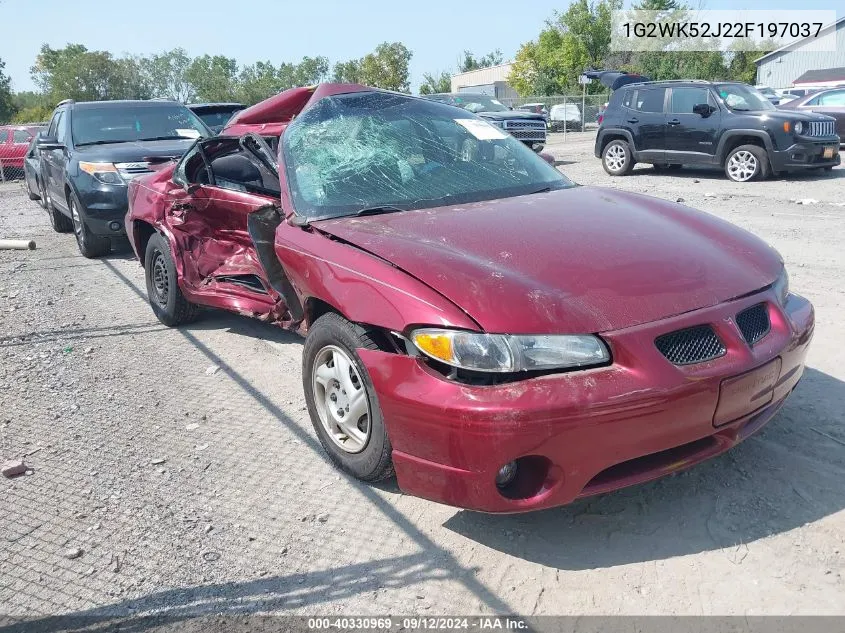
[222,83,370,137]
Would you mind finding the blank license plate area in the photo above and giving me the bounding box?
[713,357,782,427]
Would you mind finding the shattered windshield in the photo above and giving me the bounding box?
[283,91,572,221]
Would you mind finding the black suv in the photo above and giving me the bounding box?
[424,93,547,152]
[595,80,840,182]
[37,99,211,257]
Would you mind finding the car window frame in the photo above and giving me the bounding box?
[669,86,714,114]
[817,90,845,106]
[633,87,668,114]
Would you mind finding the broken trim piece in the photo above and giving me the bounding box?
[247,205,304,322]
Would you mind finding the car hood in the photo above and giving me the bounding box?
[747,108,835,122]
[477,111,546,122]
[312,187,782,334]
[73,138,195,162]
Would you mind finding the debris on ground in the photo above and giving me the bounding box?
[150,457,166,465]
[205,365,220,376]
[1,460,27,478]
[64,547,83,560]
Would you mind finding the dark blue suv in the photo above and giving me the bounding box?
[595,80,840,182]
[37,100,211,257]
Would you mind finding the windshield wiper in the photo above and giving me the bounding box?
[528,186,552,195]
[75,139,130,146]
[354,205,407,217]
[137,135,198,141]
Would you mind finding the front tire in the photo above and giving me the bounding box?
[602,139,634,176]
[724,145,768,182]
[144,233,198,327]
[303,313,394,482]
[69,192,110,258]
[26,178,39,201]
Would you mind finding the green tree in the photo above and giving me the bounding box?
[30,44,135,102]
[459,50,503,73]
[186,54,238,102]
[419,71,451,95]
[0,58,14,123]
[141,48,195,102]
[359,42,413,92]
[333,43,412,92]
[331,59,362,84]
[509,0,620,96]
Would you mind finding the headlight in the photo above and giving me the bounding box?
[772,267,789,305]
[79,162,125,185]
[794,121,804,135]
[411,328,610,373]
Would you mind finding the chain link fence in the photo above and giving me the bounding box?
[497,95,609,133]
[0,123,48,185]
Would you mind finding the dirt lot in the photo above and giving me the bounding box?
[1,132,844,624]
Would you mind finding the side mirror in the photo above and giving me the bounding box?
[37,136,64,151]
[692,103,715,117]
[539,152,556,166]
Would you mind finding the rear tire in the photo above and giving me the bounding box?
[45,187,73,233]
[724,145,769,182]
[69,192,110,258]
[26,179,39,201]
[144,233,199,327]
[602,139,634,176]
[303,313,394,482]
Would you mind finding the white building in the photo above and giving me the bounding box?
[449,62,519,99]
[755,17,845,89]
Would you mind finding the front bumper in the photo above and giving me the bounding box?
[770,139,840,171]
[75,180,129,236]
[360,289,814,513]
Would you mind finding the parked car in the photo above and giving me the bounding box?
[596,80,840,182]
[423,93,546,152]
[127,83,813,513]
[188,102,245,134]
[23,132,45,205]
[778,88,845,146]
[548,103,582,131]
[37,99,211,257]
[516,103,548,120]
[0,125,43,178]
[754,85,782,105]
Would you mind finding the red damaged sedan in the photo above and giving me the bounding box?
[126,84,813,513]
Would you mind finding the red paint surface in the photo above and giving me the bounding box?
[126,84,814,512]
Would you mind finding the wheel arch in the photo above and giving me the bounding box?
[717,131,773,165]
[597,128,635,156]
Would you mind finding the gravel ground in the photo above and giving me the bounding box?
[1,133,844,625]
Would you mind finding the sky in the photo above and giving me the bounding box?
[1,0,842,94]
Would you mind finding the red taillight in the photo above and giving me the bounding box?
[597,114,604,125]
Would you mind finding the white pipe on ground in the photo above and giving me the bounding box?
[0,239,36,250]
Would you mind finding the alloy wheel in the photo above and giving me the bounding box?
[312,345,371,454]
[727,151,758,182]
[605,144,626,172]
[151,250,170,307]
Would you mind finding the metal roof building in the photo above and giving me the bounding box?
[755,17,845,88]
[450,63,519,100]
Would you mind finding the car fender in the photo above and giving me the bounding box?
[595,128,636,158]
[715,129,774,162]
[273,224,481,334]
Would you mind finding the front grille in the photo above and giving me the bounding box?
[655,325,726,365]
[807,120,835,137]
[504,120,545,130]
[115,161,153,180]
[509,129,546,141]
[736,303,770,346]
